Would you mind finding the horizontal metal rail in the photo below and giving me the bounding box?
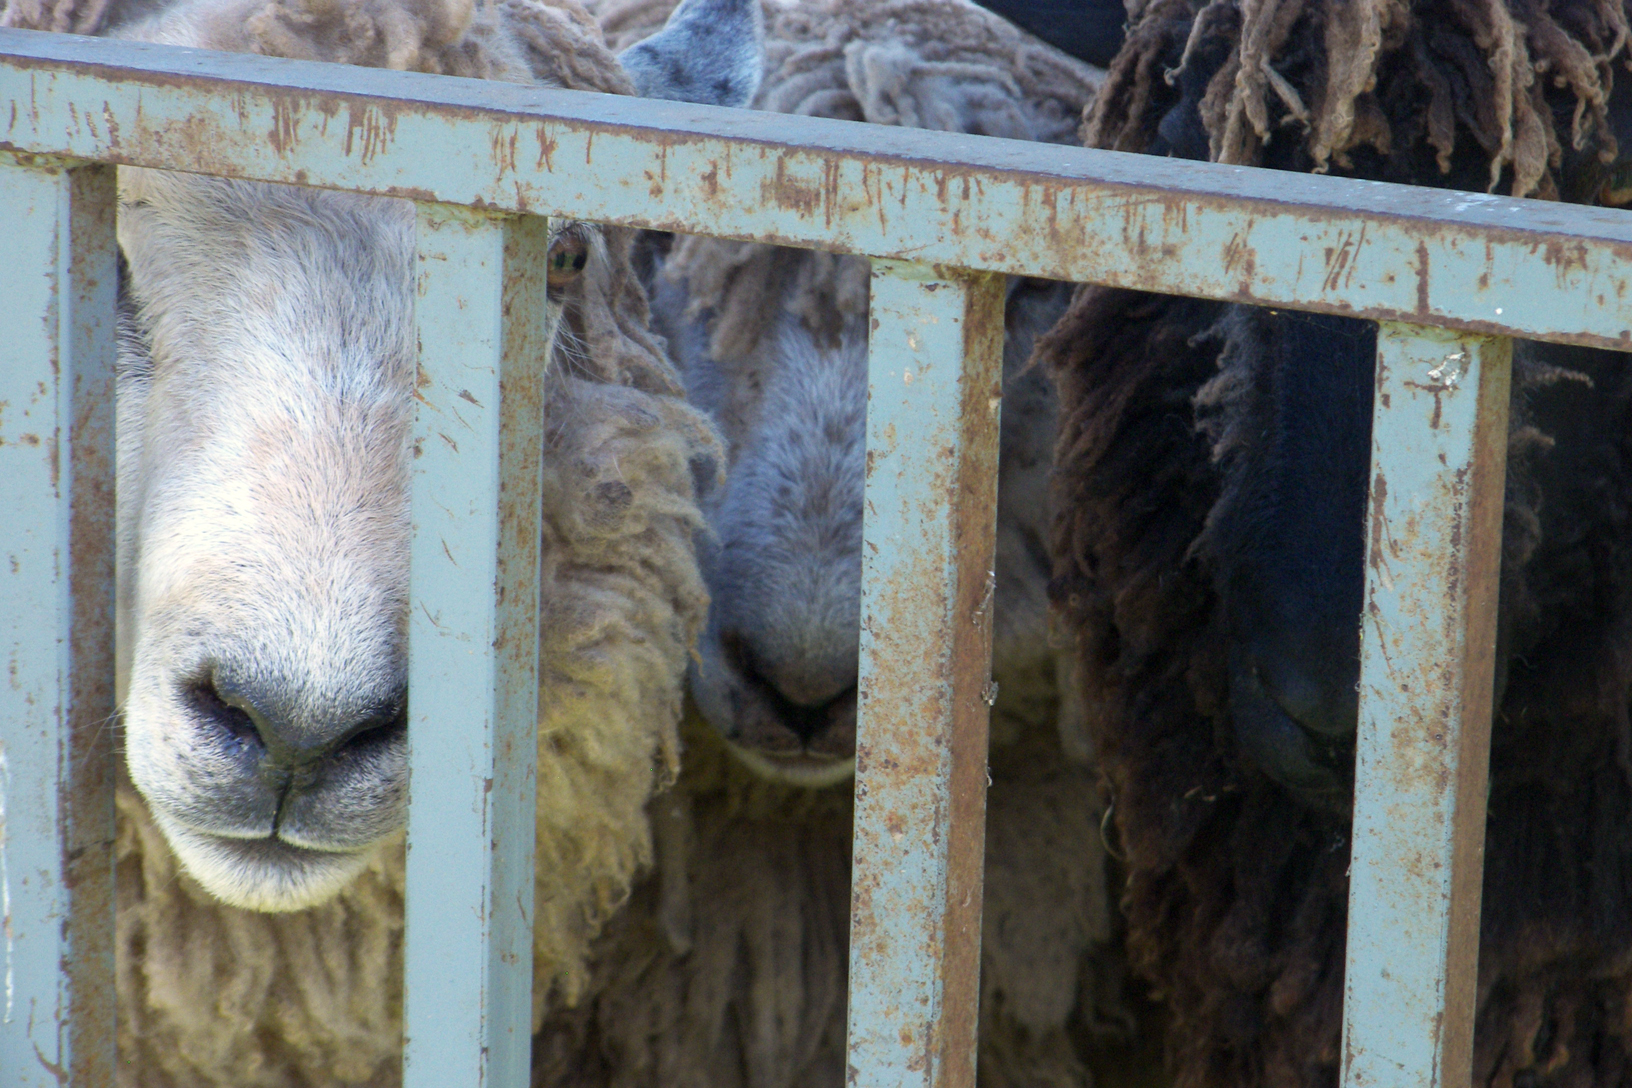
[4,30,1632,350]
[0,26,1619,1088]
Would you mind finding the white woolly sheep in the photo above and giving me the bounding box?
[0,0,762,1082]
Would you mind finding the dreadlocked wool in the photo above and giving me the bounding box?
[1084,0,1632,194]
[5,0,723,1081]
[1041,0,1632,1082]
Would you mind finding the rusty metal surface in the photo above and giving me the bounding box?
[0,150,118,1087]
[1342,324,1512,1088]
[848,262,1004,1088]
[6,30,1632,350]
[404,205,547,1088]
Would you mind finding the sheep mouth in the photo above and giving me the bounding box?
[724,743,856,788]
[154,814,382,912]
[1227,644,1353,811]
[689,644,859,788]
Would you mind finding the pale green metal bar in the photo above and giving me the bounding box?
[6,31,1632,351]
[1342,324,1512,1088]
[405,205,548,1088]
[0,151,118,1087]
[848,261,1005,1088]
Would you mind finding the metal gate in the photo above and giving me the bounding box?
[3,24,1629,1088]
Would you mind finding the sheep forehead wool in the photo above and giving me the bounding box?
[3,0,724,1080]
[1087,0,1632,196]
[596,0,1101,366]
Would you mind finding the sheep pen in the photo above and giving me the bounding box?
[528,3,1160,1086]
[1042,0,1632,1085]
[0,0,761,1083]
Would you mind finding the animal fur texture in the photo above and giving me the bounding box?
[534,3,1143,1086]
[1086,0,1632,195]
[1042,1,1632,1083]
[532,712,1128,1088]
[0,0,743,1081]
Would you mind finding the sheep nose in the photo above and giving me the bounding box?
[186,671,407,774]
[723,629,857,743]
[1227,643,1352,809]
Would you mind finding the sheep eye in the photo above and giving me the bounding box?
[1600,162,1632,206]
[547,233,589,291]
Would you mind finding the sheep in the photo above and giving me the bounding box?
[524,3,1150,1085]
[1,0,765,1082]
[1040,0,1632,1084]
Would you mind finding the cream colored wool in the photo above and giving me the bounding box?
[532,714,1119,1088]
[1,0,721,1082]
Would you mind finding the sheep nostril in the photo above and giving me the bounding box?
[332,702,407,763]
[184,671,406,773]
[1227,645,1351,807]
[186,675,265,754]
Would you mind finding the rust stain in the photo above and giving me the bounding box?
[1403,349,1468,430]
[341,100,398,165]
[823,158,840,229]
[1222,230,1256,288]
[1321,224,1367,292]
[268,95,300,156]
[1415,240,1431,315]
[762,156,820,215]
[489,127,517,174]
[1542,238,1590,281]
[534,126,556,170]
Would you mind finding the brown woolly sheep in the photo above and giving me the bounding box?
[0,0,763,1082]
[1042,0,1632,1085]
[529,3,1158,1086]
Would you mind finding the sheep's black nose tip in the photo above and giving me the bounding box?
[1227,644,1353,809]
[721,629,857,744]
[187,671,407,774]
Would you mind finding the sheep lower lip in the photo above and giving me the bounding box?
[726,743,857,787]
[157,811,370,859]
[192,829,361,860]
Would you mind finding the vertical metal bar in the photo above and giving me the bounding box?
[847,260,1004,1088]
[0,151,119,1087]
[1342,322,1511,1088]
[405,204,548,1088]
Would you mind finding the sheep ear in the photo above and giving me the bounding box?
[617,0,762,108]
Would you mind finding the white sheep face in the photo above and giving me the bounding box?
[118,176,432,910]
[116,0,762,913]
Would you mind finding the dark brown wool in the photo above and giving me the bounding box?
[1043,1,1632,1080]
[1087,0,1631,194]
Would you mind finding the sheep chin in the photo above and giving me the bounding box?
[722,742,856,789]
[153,814,382,912]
